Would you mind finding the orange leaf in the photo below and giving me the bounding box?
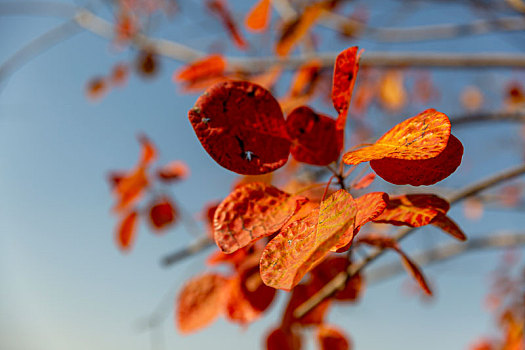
[378,70,407,113]
[343,109,451,165]
[214,182,307,253]
[373,194,449,227]
[332,192,388,252]
[116,211,138,251]
[156,160,189,182]
[149,198,177,231]
[370,134,463,186]
[113,166,149,213]
[245,0,271,32]
[276,3,325,57]
[317,325,351,350]
[175,54,227,82]
[176,273,229,334]
[431,214,467,241]
[332,46,361,131]
[285,106,342,165]
[138,134,157,166]
[260,189,356,290]
[289,59,322,98]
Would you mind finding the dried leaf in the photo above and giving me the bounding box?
[285,106,342,165]
[332,46,361,130]
[176,273,229,334]
[370,134,463,186]
[116,210,138,251]
[214,182,307,253]
[260,189,356,290]
[317,325,351,350]
[343,109,451,165]
[373,194,449,227]
[276,3,325,57]
[245,0,271,32]
[188,81,291,175]
[431,214,467,241]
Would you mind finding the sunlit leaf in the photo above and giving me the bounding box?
[332,46,361,131]
[343,109,451,165]
[276,3,325,57]
[317,325,351,350]
[285,106,342,165]
[370,134,463,186]
[260,189,356,290]
[332,192,388,252]
[245,0,271,32]
[156,161,189,182]
[175,55,227,83]
[373,194,449,227]
[188,81,291,175]
[176,273,229,334]
[214,182,307,253]
[431,214,467,241]
[116,210,138,251]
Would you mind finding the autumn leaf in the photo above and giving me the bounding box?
[148,198,177,231]
[373,194,449,227]
[431,214,467,241]
[116,210,138,251]
[175,54,227,83]
[213,182,307,253]
[358,234,432,295]
[112,166,149,213]
[138,134,157,166]
[188,81,291,175]
[332,46,361,131]
[86,77,108,101]
[276,3,325,57]
[260,189,356,290]
[378,70,407,113]
[156,160,189,182]
[207,0,248,49]
[266,327,302,350]
[245,0,271,32]
[285,106,342,165]
[176,273,229,334]
[343,109,451,165]
[332,192,388,252]
[352,173,376,190]
[317,325,351,350]
[370,134,463,186]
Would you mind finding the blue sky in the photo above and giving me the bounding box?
[1,0,524,349]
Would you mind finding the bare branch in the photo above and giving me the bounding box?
[294,163,525,319]
[451,111,525,126]
[161,236,214,267]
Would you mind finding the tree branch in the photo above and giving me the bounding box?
[451,111,525,126]
[294,163,525,319]
[161,236,214,267]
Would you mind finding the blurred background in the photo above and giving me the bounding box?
[1,0,525,349]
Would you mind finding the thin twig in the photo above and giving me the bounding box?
[161,236,214,267]
[294,163,525,318]
[451,111,525,126]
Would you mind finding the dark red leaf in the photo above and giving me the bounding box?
[332,46,360,131]
[317,325,351,350]
[266,327,302,350]
[188,81,291,175]
[149,198,177,231]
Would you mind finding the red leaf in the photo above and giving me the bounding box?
[373,194,449,227]
[431,214,467,241]
[116,211,138,251]
[245,0,271,32]
[352,173,375,190]
[149,198,177,231]
[332,46,361,131]
[317,325,351,350]
[207,0,248,49]
[188,81,291,175]
[266,327,302,350]
[370,134,463,186]
[175,54,227,83]
[176,273,229,334]
[285,106,342,165]
[260,189,356,290]
[156,161,189,182]
[213,182,307,253]
[398,252,432,296]
[343,109,451,165]
[332,192,388,252]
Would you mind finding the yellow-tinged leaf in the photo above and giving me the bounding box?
[343,109,451,165]
[245,0,271,32]
[373,194,449,227]
[260,189,356,290]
